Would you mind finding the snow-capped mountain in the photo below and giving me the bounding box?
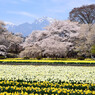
[5,22,15,29]
[6,17,54,36]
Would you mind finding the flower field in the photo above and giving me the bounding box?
[0,65,95,94]
[0,80,95,95]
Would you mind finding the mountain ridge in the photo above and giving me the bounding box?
[5,17,54,36]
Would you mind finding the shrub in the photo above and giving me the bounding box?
[36,56,42,60]
[91,45,95,59]
[50,58,59,60]
[77,56,85,60]
[6,53,17,58]
[0,55,6,59]
[23,57,30,59]
[62,58,68,60]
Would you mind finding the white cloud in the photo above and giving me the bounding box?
[7,11,38,18]
[5,21,14,25]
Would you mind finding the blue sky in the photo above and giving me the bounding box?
[0,0,95,24]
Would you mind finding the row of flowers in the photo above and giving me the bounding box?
[0,80,95,95]
[0,80,95,90]
[0,65,95,83]
[0,59,95,64]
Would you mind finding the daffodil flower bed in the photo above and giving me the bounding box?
[0,59,95,65]
[0,65,95,83]
[0,65,95,94]
[0,80,95,95]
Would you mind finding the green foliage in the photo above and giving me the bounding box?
[23,57,30,59]
[0,55,6,59]
[36,56,42,60]
[77,56,85,60]
[62,58,68,60]
[91,45,95,55]
[50,58,59,60]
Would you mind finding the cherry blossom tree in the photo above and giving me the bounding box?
[0,21,24,57]
[21,20,80,58]
[75,24,95,57]
[19,44,42,58]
